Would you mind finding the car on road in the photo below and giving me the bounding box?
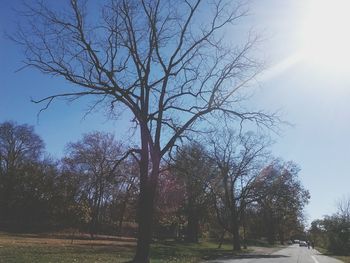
[299,241,307,247]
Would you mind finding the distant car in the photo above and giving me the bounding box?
[293,240,300,244]
[299,241,307,247]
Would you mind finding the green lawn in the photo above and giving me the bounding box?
[0,233,247,263]
[316,247,350,263]
[334,256,350,263]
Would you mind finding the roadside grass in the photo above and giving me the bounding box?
[316,247,350,263]
[0,233,133,263]
[0,232,250,263]
[334,256,350,263]
[151,240,251,262]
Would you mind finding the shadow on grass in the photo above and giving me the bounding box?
[205,254,289,263]
[149,240,253,262]
[78,242,135,248]
[203,253,289,261]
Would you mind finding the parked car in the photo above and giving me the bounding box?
[299,241,307,247]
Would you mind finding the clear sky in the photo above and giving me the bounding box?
[1,0,349,224]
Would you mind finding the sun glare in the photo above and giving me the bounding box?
[301,0,350,71]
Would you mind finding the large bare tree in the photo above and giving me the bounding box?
[14,0,276,261]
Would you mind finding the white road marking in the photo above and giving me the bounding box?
[312,255,320,263]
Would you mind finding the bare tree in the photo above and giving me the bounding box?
[171,141,214,242]
[0,121,45,227]
[337,196,350,221]
[0,121,44,174]
[209,129,270,251]
[112,158,139,236]
[13,0,276,261]
[63,131,125,238]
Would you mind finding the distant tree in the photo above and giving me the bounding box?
[254,160,310,244]
[54,162,92,231]
[309,219,327,249]
[13,158,60,230]
[13,0,277,261]
[209,130,270,251]
[171,142,214,242]
[0,121,44,173]
[154,169,185,239]
[337,196,350,221]
[0,121,48,228]
[322,214,350,255]
[310,196,350,255]
[111,158,139,236]
[63,131,126,237]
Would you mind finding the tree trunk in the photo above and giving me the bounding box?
[132,135,160,263]
[133,182,155,263]
[232,205,241,251]
[186,209,199,242]
[117,203,125,236]
[279,226,285,245]
[117,188,130,236]
[218,230,226,248]
[242,203,247,249]
[232,218,241,251]
[266,211,275,245]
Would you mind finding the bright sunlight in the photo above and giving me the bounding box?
[301,0,350,71]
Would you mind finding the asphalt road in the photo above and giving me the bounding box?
[205,244,343,263]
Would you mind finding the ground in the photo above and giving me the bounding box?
[316,247,350,263]
[0,232,250,263]
[1,233,348,263]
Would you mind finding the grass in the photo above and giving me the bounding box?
[0,232,249,263]
[0,233,133,263]
[151,240,250,262]
[316,247,350,263]
[334,256,350,263]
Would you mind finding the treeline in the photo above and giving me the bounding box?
[0,121,310,250]
[309,197,350,255]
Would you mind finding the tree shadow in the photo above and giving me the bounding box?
[205,253,289,261]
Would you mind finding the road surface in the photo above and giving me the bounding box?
[205,244,343,263]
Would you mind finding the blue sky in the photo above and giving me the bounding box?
[1,0,349,224]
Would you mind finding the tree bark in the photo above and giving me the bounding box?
[266,211,275,245]
[117,182,133,236]
[186,209,199,243]
[232,215,241,251]
[218,230,226,249]
[232,204,241,251]
[278,225,285,245]
[133,180,156,263]
[133,126,160,263]
[117,196,127,236]
[242,203,247,249]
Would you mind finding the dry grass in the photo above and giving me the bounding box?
[0,232,247,263]
[0,232,135,263]
[334,256,350,263]
[0,232,135,247]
